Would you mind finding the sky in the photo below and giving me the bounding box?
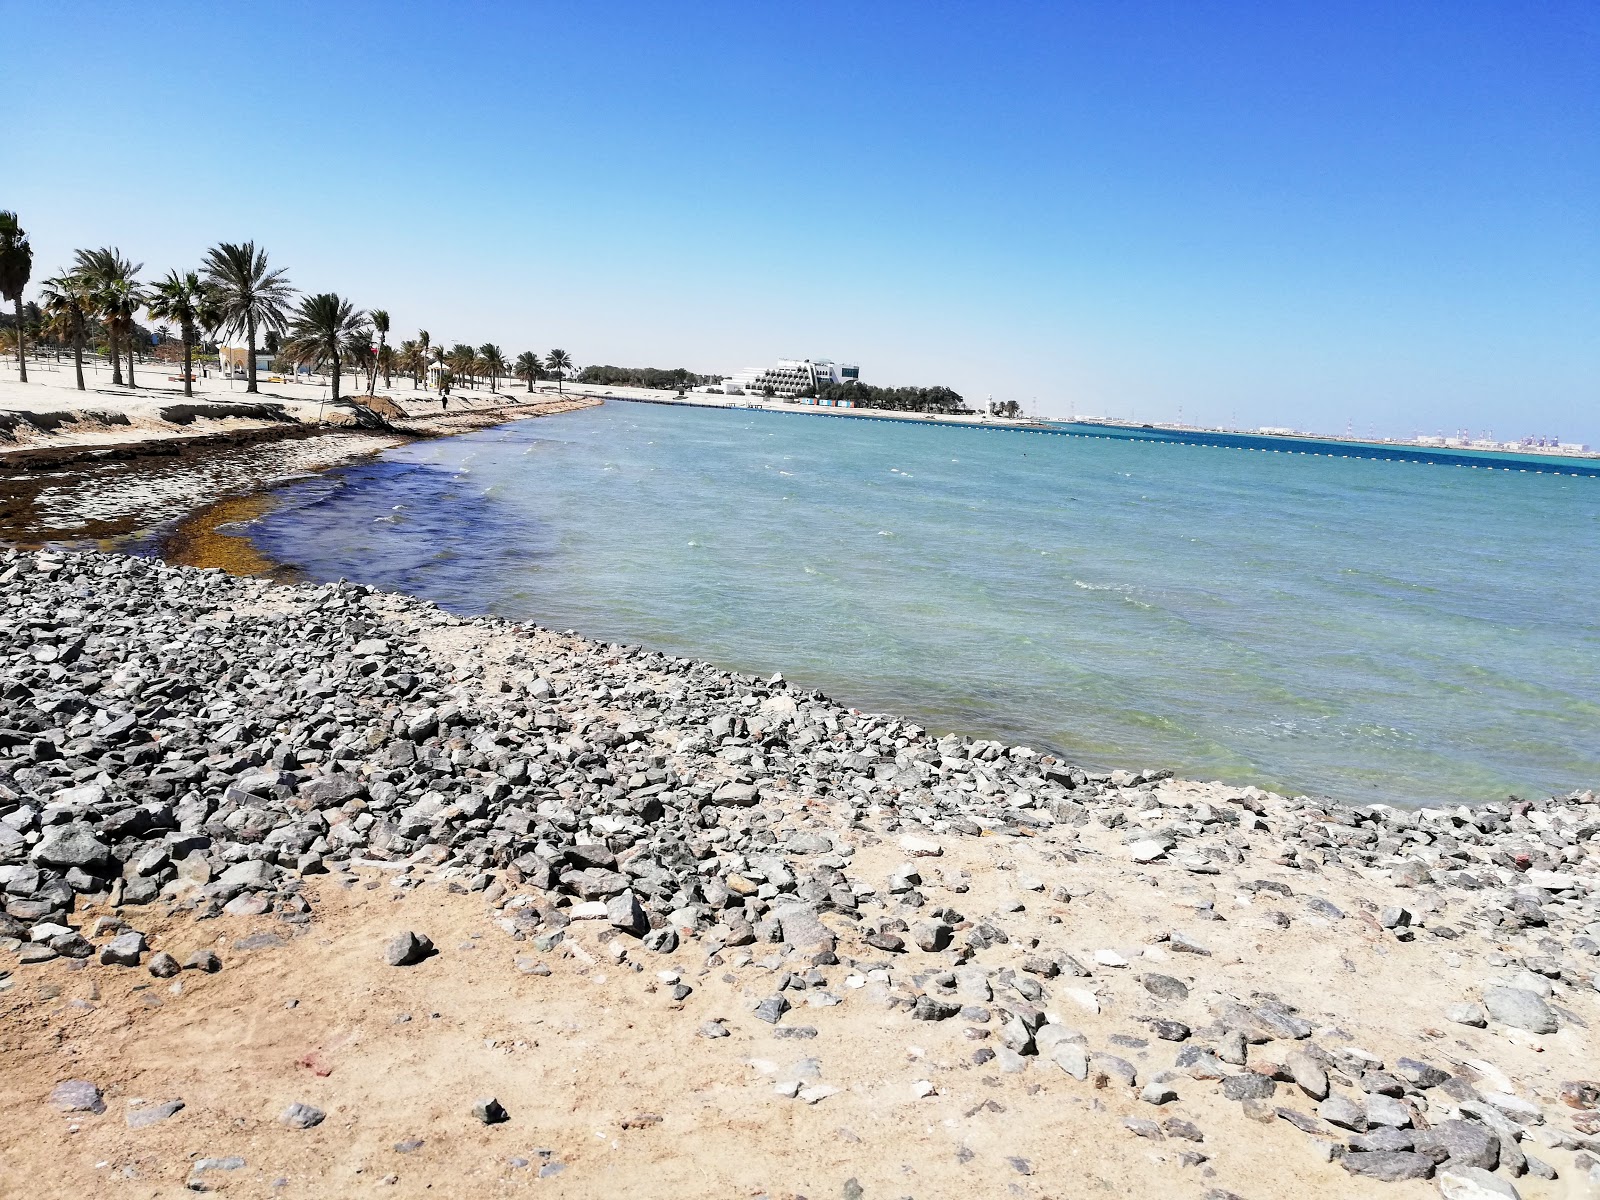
[5,1,1597,440]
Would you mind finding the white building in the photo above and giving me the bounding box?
[722,358,860,399]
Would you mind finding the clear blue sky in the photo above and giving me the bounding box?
[7,2,1597,439]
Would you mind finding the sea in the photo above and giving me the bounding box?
[241,400,1600,808]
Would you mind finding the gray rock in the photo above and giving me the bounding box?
[1222,1073,1277,1101]
[1319,1094,1368,1132]
[606,890,648,936]
[280,1102,325,1129]
[99,931,146,967]
[1447,1001,1489,1028]
[1284,1049,1330,1100]
[1341,1151,1435,1181]
[1415,1121,1500,1171]
[384,931,434,966]
[126,1099,184,1129]
[754,995,790,1024]
[148,951,181,978]
[50,1080,105,1114]
[31,824,113,873]
[1141,973,1189,1002]
[1482,986,1558,1035]
[183,949,222,973]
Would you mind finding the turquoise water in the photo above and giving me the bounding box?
[245,401,1600,806]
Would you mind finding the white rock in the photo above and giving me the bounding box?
[911,1080,937,1098]
[1128,840,1167,863]
[1436,1165,1521,1200]
[899,836,942,857]
[1094,949,1129,968]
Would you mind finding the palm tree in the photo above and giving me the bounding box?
[546,348,572,395]
[145,270,219,398]
[0,212,32,382]
[343,323,376,393]
[369,309,390,394]
[282,292,366,407]
[478,344,507,393]
[514,351,542,392]
[417,330,431,390]
[447,343,476,388]
[39,274,92,390]
[397,338,421,390]
[201,241,293,394]
[75,248,144,387]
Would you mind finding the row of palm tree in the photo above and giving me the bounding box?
[0,211,581,406]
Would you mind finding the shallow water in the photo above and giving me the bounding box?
[246,401,1600,806]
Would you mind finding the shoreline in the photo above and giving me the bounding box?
[0,546,1595,1198]
[0,391,602,555]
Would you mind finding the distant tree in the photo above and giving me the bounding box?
[282,292,366,406]
[0,212,31,382]
[446,343,477,387]
[514,350,543,392]
[369,309,390,393]
[39,272,93,390]
[75,247,145,387]
[202,241,294,394]
[416,330,431,389]
[546,347,572,395]
[477,343,507,393]
[145,270,221,398]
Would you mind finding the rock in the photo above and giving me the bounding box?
[187,1157,247,1189]
[754,995,790,1024]
[1141,973,1189,1002]
[99,931,146,967]
[1320,1094,1368,1132]
[31,824,113,873]
[183,949,223,973]
[126,1099,184,1129]
[1052,1043,1090,1080]
[148,951,181,978]
[473,1097,509,1124]
[1447,1002,1489,1028]
[1342,1151,1436,1181]
[1128,840,1167,863]
[1482,987,1558,1035]
[606,890,648,936]
[1092,1054,1138,1088]
[384,931,434,966]
[1222,1073,1277,1101]
[280,1102,325,1129]
[1416,1121,1500,1171]
[49,1080,105,1114]
[1437,1166,1521,1200]
[898,835,942,857]
[1285,1049,1330,1100]
[1141,1083,1179,1105]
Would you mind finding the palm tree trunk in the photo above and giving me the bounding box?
[182,321,193,398]
[246,316,258,393]
[13,298,26,382]
[331,354,340,404]
[72,326,84,390]
[109,326,123,386]
[127,329,136,388]
[526,376,533,393]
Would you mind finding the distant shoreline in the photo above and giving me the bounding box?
[600,392,1600,478]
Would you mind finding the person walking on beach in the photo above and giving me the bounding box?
[440,379,451,412]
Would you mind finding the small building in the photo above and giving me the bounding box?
[216,339,273,378]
